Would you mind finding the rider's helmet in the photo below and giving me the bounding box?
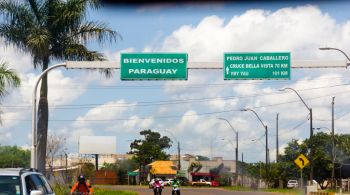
[173,176,177,181]
[78,175,86,183]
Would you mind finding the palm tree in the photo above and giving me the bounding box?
[0,0,118,172]
[0,62,21,123]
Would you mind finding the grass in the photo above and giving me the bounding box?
[52,184,138,195]
[224,186,303,195]
[94,188,138,195]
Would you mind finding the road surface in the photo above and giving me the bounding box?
[99,185,287,195]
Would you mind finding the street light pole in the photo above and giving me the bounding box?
[319,47,350,67]
[164,130,181,171]
[276,113,279,162]
[31,63,66,169]
[332,97,335,189]
[314,124,336,189]
[218,117,239,185]
[280,87,314,183]
[241,109,269,187]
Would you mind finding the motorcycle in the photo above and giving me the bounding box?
[172,184,180,195]
[153,186,162,195]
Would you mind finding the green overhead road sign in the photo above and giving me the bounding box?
[224,52,290,80]
[121,53,188,80]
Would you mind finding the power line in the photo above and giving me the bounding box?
[3,82,350,110]
[4,86,350,122]
[18,75,348,89]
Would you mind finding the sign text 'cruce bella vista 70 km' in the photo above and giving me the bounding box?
[121,53,188,80]
[224,52,290,80]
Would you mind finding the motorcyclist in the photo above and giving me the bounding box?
[172,177,181,195]
[70,175,93,194]
[152,178,163,195]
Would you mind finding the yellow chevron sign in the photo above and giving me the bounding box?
[294,154,310,169]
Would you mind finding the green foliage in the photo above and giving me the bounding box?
[81,162,95,180]
[0,145,30,168]
[0,0,118,171]
[53,184,137,195]
[187,162,202,173]
[335,134,350,162]
[129,129,172,165]
[0,62,20,123]
[217,172,232,186]
[196,155,210,161]
[100,159,138,184]
[52,184,70,195]
[94,188,138,195]
[0,62,20,98]
[244,133,350,188]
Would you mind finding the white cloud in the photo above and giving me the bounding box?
[3,5,350,163]
[73,99,137,128]
[48,70,89,106]
[0,40,32,73]
[151,5,350,62]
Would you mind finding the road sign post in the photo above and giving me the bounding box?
[121,53,188,80]
[224,52,290,80]
[294,154,310,188]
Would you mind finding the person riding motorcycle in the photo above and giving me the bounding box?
[171,177,181,195]
[70,175,93,195]
[152,178,163,195]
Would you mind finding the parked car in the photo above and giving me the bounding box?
[191,179,211,186]
[0,168,55,195]
[163,179,174,186]
[287,180,298,188]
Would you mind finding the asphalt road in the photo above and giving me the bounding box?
[99,185,286,195]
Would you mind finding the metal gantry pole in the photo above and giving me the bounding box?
[31,63,66,169]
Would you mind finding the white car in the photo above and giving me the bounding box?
[0,168,55,195]
[287,180,298,188]
[163,179,174,186]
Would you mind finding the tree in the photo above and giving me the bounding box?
[101,159,138,184]
[129,130,172,183]
[46,133,66,173]
[0,62,20,123]
[0,0,118,172]
[0,146,30,168]
[196,155,210,161]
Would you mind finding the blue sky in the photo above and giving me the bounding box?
[1,1,350,163]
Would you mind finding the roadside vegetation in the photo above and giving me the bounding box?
[224,186,302,195]
[53,185,138,195]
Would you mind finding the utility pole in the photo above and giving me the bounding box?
[310,108,314,183]
[276,113,279,162]
[332,97,335,189]
[241,152,244,187]
[280,88,314,182]
[177,141,181,170]
[265,125,269,186]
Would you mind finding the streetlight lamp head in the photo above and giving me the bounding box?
[240,109,248,111]
[319,47,332,50]
[278,88,286,91]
